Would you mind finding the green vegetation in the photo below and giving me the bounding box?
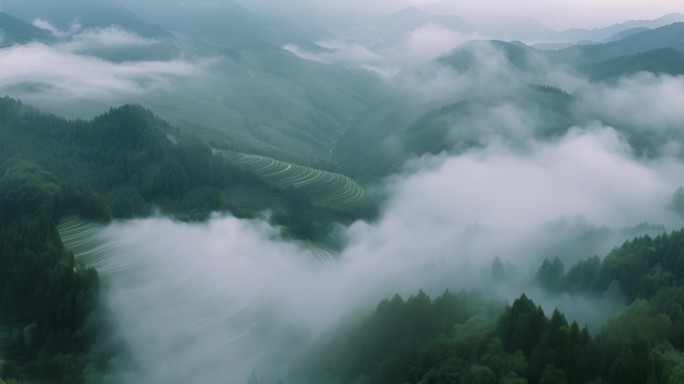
[334,84,577,181]
[583,48,684,81]
[2,6,684,382]
[0,161,101,383]
[220,151,370,212]
[292,229,684,384]
[0,96,374,382]
[141,47,382,164]
[0,97,371,235]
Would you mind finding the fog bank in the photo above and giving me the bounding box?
[76,121,684,383]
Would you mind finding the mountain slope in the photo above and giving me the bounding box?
[603,27,649,42]
[471,15,557,41]
[118,0,330,49]
[584,47,684,81]
[556,22,684,64]
[338,7,475,49]
[141,46,384,165]
[0,12,54,46]
[1,0,181,61]
[555,13,684,42]
[383,7,475,35]
[3,0,172,39]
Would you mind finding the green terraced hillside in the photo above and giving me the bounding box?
[219,150,369,213]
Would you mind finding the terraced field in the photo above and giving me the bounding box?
[58,217,163,280]
[220,150,368,212]
[57,216,341,382]
[221,185,287,211]
[58,216,337,277]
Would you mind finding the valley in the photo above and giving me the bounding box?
[3,0,684,383]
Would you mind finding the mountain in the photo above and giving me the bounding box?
[334,81,577,180]
[136,46,385,166]
[383,7,475,35]
[2,0,181,61]
[0,96,374,381]
[584,47,684,81]
[3,0,172,39]
[0,0,386,166]
[614,22,684,52]
[555,22,684,64]
[0,97,370,227]
[117,0,330,49]
[603,27,649,42]
[441,40,543,73]
[554,13,684,42]
[0,12,54,46]
[339,7,475,48]
[469,15,557,41]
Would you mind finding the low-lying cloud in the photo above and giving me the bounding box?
[403,23,482,63]
[33,19,161,51]
[0,43,197,102]
[81,121,684,383]
[284,23,485,76]
[59,26,160,52]
[578,73,684,136]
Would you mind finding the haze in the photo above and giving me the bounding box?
[242,0,684,29]
[3,0,684,383]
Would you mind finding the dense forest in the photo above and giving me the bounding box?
[0,97,367,234]
[291,230,684,384]
[4,1,684,382]
[5,96,684,382]
[0,97,367,382]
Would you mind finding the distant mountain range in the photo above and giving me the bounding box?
[0,1,181,61]
[437,21,684,81]
[554,13,684,43]
[2,0,172,39]
[2,0,684,172]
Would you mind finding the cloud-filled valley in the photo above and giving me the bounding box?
[4,1,684,383]
[81,120,684,382]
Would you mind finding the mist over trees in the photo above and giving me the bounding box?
[2,1,684,383]
[294,231,684,384]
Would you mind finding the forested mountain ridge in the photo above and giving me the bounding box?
[292,229,684,384]
[0,97,369,233]
[0,97,255,221]
[0,96,370,382]
[2,1,684,382]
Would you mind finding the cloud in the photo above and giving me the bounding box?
[284,22,486,77]
[32,19,80,38]
[403,22,481,63]
[26,2,684,381]
[81,122,684,383]
[384,40,583,107]
[578,73,684,136]
[0,43,198,101]
[386,126,679,235]
[284,39,383,67]
[59,26,160,52]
